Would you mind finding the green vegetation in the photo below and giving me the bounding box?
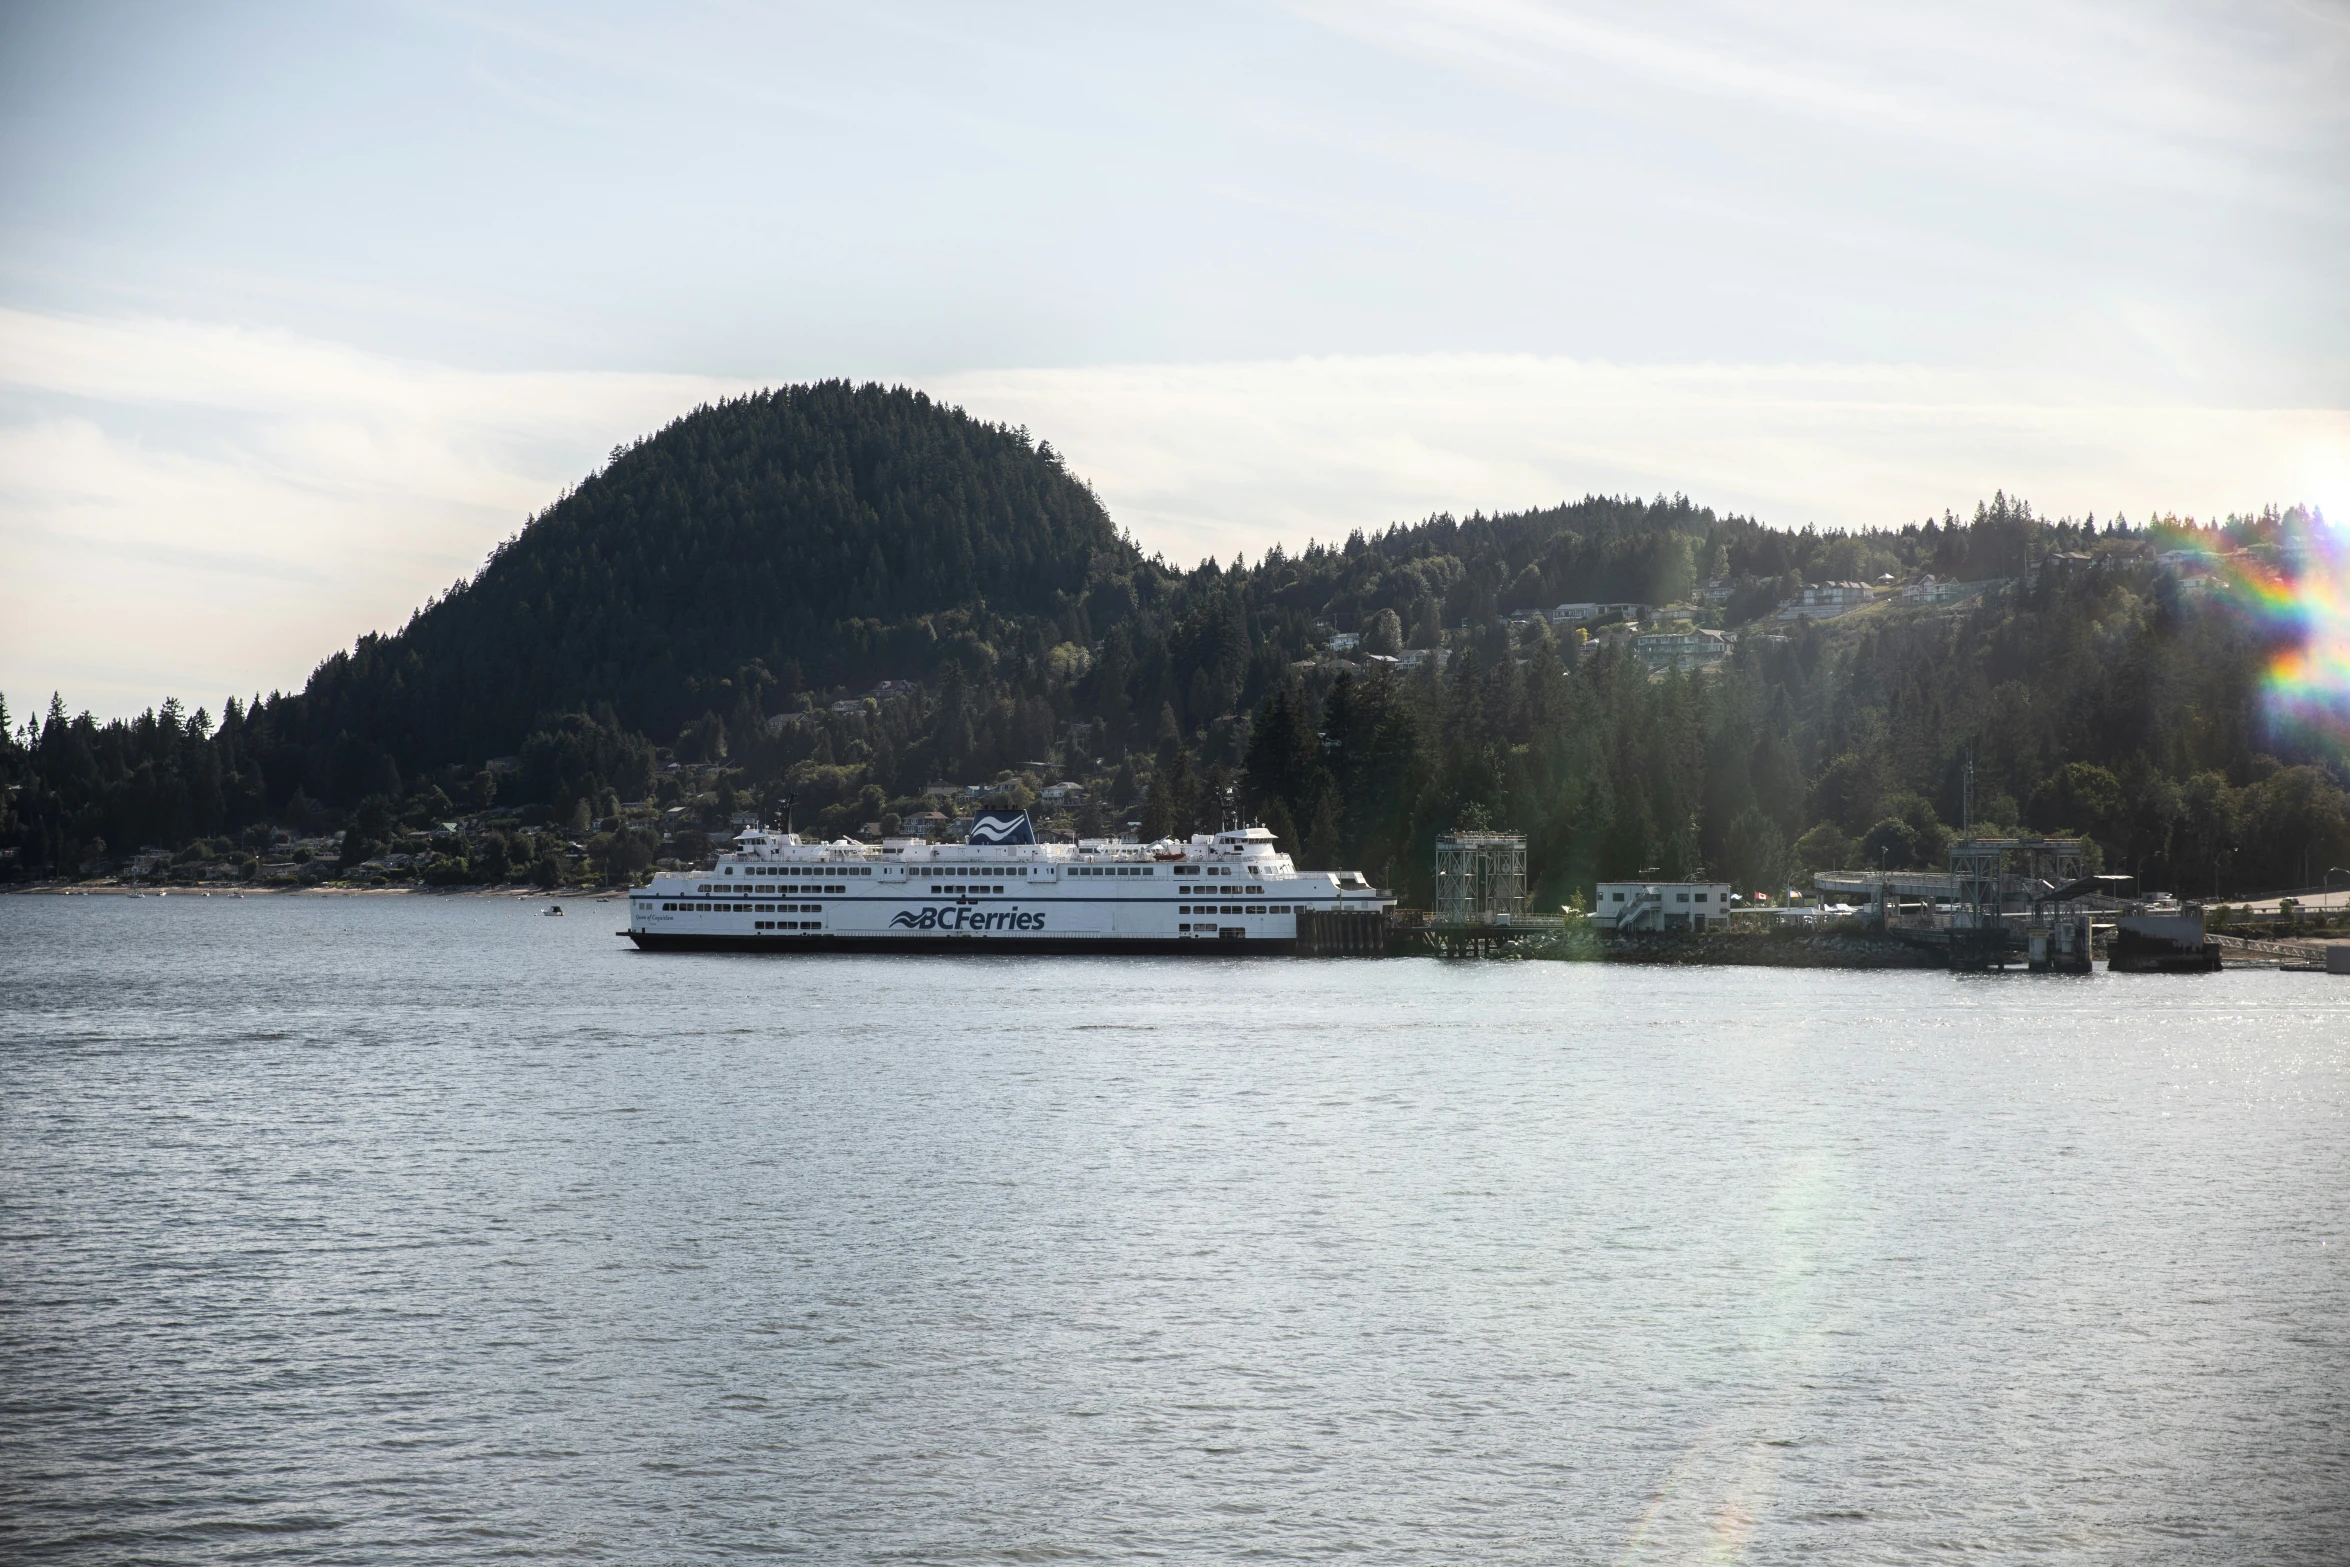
[3,384,2344,903]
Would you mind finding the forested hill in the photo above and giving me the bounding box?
[4,379,2345,905]
[294,380,1133,774]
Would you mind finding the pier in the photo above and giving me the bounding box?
[1420,832,1562,956]
[1815,836,2129,971]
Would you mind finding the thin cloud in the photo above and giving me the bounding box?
[5,310,2343,718]
[1307,0,2347,209]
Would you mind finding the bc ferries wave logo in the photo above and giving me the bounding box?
[891,907,1047,932]
[967,811,1036,845]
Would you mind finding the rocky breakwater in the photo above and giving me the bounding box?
[1587,925,1944,969]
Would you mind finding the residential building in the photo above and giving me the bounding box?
[2024,551,2094,588]
[1694,577,1745,607]
[1548,601,1645,626]
[1633,627,1731,672]
[1587,621,1644,653]
[1774,581,1875,621]
[1898,574,1962,605]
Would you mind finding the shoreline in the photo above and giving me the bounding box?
[3,881,627,900]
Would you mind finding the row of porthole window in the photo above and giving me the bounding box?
[663,902,821,913]
[725,866,872,878]
[1182,905,1295,914]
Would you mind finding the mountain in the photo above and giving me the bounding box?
[4,382,2346,908]
[295,380,1135,774]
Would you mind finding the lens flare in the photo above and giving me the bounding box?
[2167,510,2350,746]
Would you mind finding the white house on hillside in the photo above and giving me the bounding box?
[1774,582,1874,621]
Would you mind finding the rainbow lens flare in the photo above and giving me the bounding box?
[2169,511,2350,746]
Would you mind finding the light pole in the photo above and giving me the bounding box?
[2326,866,2350,917]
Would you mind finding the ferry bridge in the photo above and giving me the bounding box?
[1814,835,2129,971]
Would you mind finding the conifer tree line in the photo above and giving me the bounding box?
[3,382,2344,900]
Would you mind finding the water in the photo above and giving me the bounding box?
[2,894,2345,1564]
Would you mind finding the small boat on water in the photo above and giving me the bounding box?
[544,904,564,917]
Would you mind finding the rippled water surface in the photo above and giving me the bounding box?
[3,893,2346,1564]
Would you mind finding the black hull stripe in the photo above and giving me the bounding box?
[625,932,1298,957]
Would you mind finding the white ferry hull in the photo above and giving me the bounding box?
[624,929,1295,956]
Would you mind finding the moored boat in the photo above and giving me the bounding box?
[623,812,1391,955]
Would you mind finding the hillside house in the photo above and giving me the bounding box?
[1774,582,1874,621]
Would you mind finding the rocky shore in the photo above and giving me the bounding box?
[1517,926,1946,969]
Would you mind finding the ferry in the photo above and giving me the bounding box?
[624,812,1390,954]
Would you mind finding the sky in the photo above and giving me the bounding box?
[2,0,2346,720]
